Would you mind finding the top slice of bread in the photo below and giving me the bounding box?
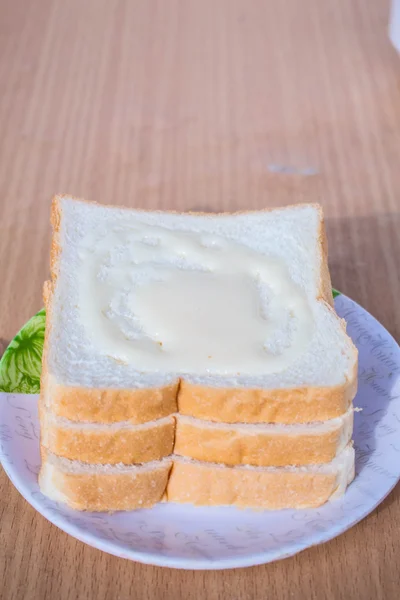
[42,195,357,424]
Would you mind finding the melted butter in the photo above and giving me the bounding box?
[77,222,314,375]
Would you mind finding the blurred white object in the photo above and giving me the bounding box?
[390,0,400,51]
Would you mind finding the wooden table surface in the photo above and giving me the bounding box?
[1,0,399,598]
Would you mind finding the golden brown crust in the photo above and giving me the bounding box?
[39,450,172,511]
[43,416,175,465]
[178,371,357,424]
[174,414,352,467]
[167,460,343,509]
[53,193,324,218]
[50,196,62,281]
[45,377,179,424]
[317,208,334,307]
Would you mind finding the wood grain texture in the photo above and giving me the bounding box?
[0,0,399,598]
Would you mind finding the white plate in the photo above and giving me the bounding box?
[1,294,400,569]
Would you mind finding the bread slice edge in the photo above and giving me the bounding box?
[42,195,358,425]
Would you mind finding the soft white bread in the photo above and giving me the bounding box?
[41,411,175,465]
[40,409,352,468]
[39,446,354,512]
[177,379,357,424]
[167,445,355,510]
[174,409,353,467]
[42,195,357,425]
[39,449,172,511]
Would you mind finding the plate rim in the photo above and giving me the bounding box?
[1,293,400,569]
[2,443,399,570]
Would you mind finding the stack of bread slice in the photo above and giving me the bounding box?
[39,196,357,511]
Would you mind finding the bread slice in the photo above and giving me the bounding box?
[40,408,352,468]
[39,449,172,511]
[42,372,178,424]
[39,195,357,511]
[39,447,354,512]
[167,445,355,510]
[178,379,356,424]
[42,195,357,425]
[174,409,353,467]
[41,411,175,465]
